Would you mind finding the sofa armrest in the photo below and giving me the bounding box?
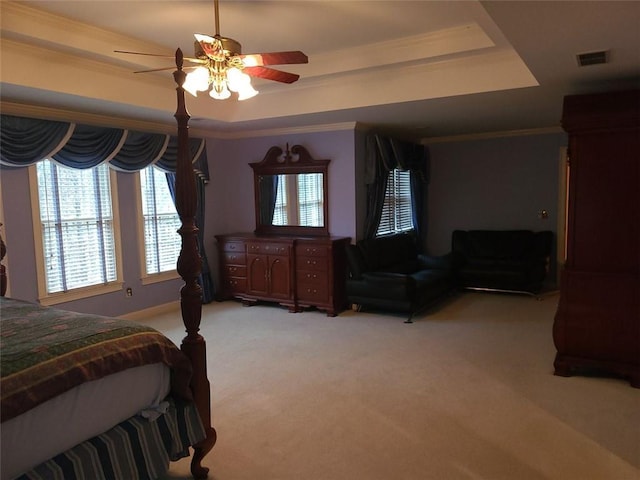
[417,253,452,271]
[346,244,367,280]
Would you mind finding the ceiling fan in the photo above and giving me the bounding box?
[115,0,308,100]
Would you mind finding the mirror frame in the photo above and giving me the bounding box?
[251,144,330,236]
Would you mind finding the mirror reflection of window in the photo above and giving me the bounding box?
[298,173,323,227]
[272,174,324,227]
[272,175,288,225]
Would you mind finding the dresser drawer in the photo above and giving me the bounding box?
[224,265,246,278]
[297,270,327,284]
[223,252,246,265]
[224,277,247,294]
[297,256,327,272]
[296,244,329,258]
[222,241,245,253]
[247,242,289,255]
[297,282,329,303]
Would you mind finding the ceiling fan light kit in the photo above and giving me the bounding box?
[184,32,259,101]
[119,0,308,102]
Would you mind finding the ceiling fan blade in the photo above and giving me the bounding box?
[241,51,308,66]
[133,66,179,73]
[133,65,199,74]
[243,66,300,84]
[114,50,174,58]
[115,50,206,64]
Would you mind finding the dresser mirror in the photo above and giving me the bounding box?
[251,144,330,236]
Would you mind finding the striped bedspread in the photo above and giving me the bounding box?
[0,296,193,422]
[15,397,205,480]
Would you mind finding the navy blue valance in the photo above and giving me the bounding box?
[0,114,208,180]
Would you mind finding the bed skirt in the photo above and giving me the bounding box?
[13,398,205,480]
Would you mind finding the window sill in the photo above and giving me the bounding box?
[141,270,180,286]
[39,282,124,306]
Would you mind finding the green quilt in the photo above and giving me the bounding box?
[0,297,192,422]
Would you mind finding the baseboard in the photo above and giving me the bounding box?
[118,301,180,321]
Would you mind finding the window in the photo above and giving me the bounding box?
[376,168,414,236]
[138,166,181,278]
[31,160,122,303]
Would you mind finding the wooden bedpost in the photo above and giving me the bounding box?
[0,225,6,297]
[172,48,216,479]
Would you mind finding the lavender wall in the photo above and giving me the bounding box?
[0,127,564,314]
[0,166,184,316]
[202,129,357,287]
[426,132,567,286]
[0,127,356,316]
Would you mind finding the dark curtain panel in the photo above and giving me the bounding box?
[155,136,205,172]
[165,147,215,304]
[362,133,429,243]
[412,146,430,248]
[258,175,279,225]
[363,134,392,239]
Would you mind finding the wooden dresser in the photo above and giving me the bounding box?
[552,90,639,387]
[216,233,351,316]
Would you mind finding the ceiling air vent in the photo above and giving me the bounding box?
[576,50,609,67]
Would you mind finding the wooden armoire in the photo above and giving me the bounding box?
[553,90,640,387]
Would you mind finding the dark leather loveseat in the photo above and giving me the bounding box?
[451,230,553,295]
[346,233,454,322]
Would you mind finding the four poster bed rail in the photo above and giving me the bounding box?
[0,50,216,479]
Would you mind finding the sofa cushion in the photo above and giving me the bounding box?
[451,229,553,293]
[345,233,454,320]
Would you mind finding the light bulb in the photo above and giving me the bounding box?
[226,67,251,92]
[183,67,210,96]
[237,84,259,101]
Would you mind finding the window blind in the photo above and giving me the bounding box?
[140,166,181,274]
[377,168,413,236]
[37,160,117,293]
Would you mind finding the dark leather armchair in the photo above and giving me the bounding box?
[451,230,553,295]
[346,233,454,323]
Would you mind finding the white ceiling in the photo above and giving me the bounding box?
[1,1,639,139]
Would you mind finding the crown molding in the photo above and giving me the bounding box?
[0,101,358,139]
[421,126,564,144]
[0,101,204,136]
[209,122,358,139]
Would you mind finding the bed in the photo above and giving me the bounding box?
[0,49,216,479]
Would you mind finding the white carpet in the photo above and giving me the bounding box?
[146,292,639,480]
